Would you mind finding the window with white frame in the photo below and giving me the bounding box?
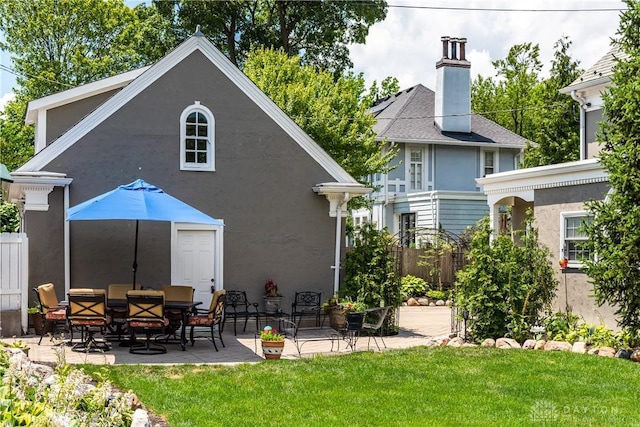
[480,148,497,177]
[180,102,215,171]
[409,149,423,190]
[560,212,593,267]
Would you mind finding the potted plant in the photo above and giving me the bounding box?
[343,301,367,331]
[260,326,285,360]
[28,303,52,336]
[263,279,283,314]
[322,297,367,330]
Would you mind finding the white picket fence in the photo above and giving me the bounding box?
[0,233,29,335]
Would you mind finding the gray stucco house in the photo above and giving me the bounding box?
[352,37,528,244]
[477,46,620,328]
[8,33,368,310]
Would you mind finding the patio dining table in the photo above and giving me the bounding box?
[107,299,202,351]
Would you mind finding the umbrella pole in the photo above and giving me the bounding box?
[132,220,139,290]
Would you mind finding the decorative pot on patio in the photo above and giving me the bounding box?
[328,308,347,330]
[30,312,53,336]
[346,312,365,331]
[261,339,285,359]
[263,296,283,314]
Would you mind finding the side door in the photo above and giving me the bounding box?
[172,223,223,309]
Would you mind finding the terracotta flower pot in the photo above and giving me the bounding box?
[261,340,285,359]
[30,313,53,336]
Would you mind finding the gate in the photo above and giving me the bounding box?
[0,233,29,336]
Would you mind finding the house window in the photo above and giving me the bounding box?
[400,213,416,248]
[560,212,593,267]
[409,149,423,190]
[180,102,215,171]
[481,148,498,177]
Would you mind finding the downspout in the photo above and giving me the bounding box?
[64,184,70,297]
[333,193,349,295]
[570,90,588,161]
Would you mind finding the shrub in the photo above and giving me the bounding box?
[400,275,429,300]
[426,290,448,301]
[0,202,19,233]
[455,212,558,342]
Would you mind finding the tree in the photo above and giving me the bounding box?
[154,0,387,73]
[0,0,176,169]
[523,37,582,167]
[583,0,640,332]
[243,47,396,182]
[472,39,582,167]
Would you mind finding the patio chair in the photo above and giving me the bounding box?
[107,284,135,340]
[126,290,169,355]
[160,285,194,342]
[33,283,68,345]
[361,306,391,351]
[291,291,322,327]
[67,289,110,352]
[222,290,260,336]
[187,289,226,350]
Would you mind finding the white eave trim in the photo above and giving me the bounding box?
[476,159,607,195]
[375,137,527,149]
[559,76,612,94]
[17,36,356,184]
[25,67,149,124]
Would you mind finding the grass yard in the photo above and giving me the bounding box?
[81,347,640,426]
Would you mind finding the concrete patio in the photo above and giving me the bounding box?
[3,306,453,365]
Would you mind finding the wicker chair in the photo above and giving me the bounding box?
[361,306,391,351]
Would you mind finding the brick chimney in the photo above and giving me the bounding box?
[435,36,471,133]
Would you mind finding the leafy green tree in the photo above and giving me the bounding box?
[0,202,20,233]
[455,214,557,342]
[0,0,176,169]
[583,0,640,332]
[244,47,396,182]
[472,38,582,167]
[154,0,387,73]
[523,37,582,167]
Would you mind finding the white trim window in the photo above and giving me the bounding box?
[180,101,215,171]
[480,148,498,177]
[560,211,593,267]
[409,148,423,190]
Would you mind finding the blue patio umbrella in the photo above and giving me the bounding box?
[67,179,223,289]
[0,163,13,183]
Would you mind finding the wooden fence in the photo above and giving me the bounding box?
[395,247,467,289]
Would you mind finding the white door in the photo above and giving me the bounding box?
[172,224,223,309]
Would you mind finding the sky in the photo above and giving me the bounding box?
[0,0,626,113]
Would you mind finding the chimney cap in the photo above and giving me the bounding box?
[441,36,450,41]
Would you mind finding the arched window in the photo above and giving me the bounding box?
[180,102,215,171]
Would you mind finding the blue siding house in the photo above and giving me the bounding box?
[353,37,529,243]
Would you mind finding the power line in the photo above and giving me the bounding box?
[0,63,75,89]
[386,3,625,13]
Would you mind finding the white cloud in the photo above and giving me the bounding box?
[0,92,15,117]
[350,0,624,91]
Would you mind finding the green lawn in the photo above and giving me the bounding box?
[81,347,640,426]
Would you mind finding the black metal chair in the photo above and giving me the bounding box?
[33,283,68,345]
[187,290,226,350]
[222,290,260,336]
[127,290,168,355]
[291,291,322,327]
[361,306,391,351]
[67,289,110,352]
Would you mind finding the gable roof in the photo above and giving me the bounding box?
[561,45,626,93]
[370,84,528,148]
[17,34,357,184]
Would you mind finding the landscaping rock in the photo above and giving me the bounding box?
[130,408,151,427]
[534,340,546,350]
[496,338,521,349]
[544,341,572,351]
[435,300,445,306]
[445,299,452,306]
[407,297,419,306]
[462,342,479,348]
[587,347,599,355]
[480,338,495,347]
[429,302,436,307]
[615,349,632,360]
[572,342,587,354]
[522,339,536,350]
[418,298,430,306]
[631,350,640,363]
[598,347,616,357]
[447,337,464,348]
